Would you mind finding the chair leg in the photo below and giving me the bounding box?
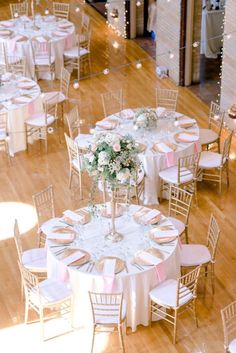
[219,168,222,194]
[69,168,73,189]
[184,227,189,244]
[24,295,29,324]
[193,300,198,328]
[79,172,83,200]
[173,309,178,344]
[211,262,215,294]
[159,179,163,203]
[226,163,230,187]
[90,325,95,353]
[118,324,125,353]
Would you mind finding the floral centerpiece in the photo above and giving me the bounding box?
[133,108,158,130]
[84,132,140,242]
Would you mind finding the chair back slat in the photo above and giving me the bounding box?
[222,130,233,162]
[65,106,80,139]
[208,101,225,136]
[169,186,193,224]
[221,301,236,349]
[156,88,178,112]
[177,265,201,307]
[101,89,123,118]
[178,152,200,184]
[32,185,55,230]
[64,133,83,171]
[14,219,23,261]
[81,12,90,32]
[53,2,70,20]
[10,3,29,18]
[6,55,26,76]
[207,214,220,261]
[89,292,124,325]
[60,68,70,97]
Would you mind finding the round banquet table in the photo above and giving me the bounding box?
[76,107,200,205]
[0,72,42,155]
[0,15,76,79]
[44,204,181,332]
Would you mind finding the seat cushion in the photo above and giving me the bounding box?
[22,248,47,272]
[43,91,66,104]
[229,338,236,353]
[159,165,193,185]
[168,217,185,236]
[64,46,89,58]
[0,128,7,140]
[30,278,72,306]
[180,244,212,267]
[35,55,55,65]
[199,151,223,169]
[25,113,55,127]
[149,279,193,308]
[199,128,218,146]
[94,299,127,324]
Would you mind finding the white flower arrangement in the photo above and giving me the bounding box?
[84,132,140,185]
[133,108,158,129]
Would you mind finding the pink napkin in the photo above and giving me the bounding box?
[103,259,116,293]
[155,262,167,282]
[65,33,73,49]
[54,31,68,37]
[166,151,175,167]
[138,251,166,281]
[194,140,201,153]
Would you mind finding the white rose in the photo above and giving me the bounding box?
[98,151,109,165]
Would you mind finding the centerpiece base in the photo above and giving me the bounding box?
[105,230,124,243]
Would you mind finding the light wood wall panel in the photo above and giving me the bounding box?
[220,0,236,130]
[156,0,181,84]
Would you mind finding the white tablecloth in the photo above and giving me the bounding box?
[0,73,42,154]
[87,108,200,205]
[0,16,76,79]
[200,9,224,59]
[45,204,181,332]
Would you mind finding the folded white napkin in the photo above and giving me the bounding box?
[103,259,116,276]
[0,30,11,35]
[96,121,115,129]
[178,133,198,142]
[156,142,173,153]
[54,31,68,36]
[14,96,32,103]
[121,109,134,119]
[63,209,83,223]
[152,228,179,238]
[138,251,162,265]
[47,233,74,240]
[61,250,85,266]
[59,23,71,28]
[35,36,47,43]
[179,117,195,124]
[141,209,161,223]
[18,82,35,89]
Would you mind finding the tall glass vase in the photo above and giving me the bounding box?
[105,189,123,243]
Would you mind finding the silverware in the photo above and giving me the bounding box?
[51,244,70,248]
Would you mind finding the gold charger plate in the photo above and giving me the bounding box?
[59,248,90,266]
[63,209,91,225]
[135,247,165,266]
[133,207,162,225]
[101,203,124,218]
[136,142,147,153]
[149,226,177,244]
[95,256,125,274]
[178,117,196,129]
[0,29,13,37]
[50,227,76,244]
[152,142,177,153]
[174,132,198,143]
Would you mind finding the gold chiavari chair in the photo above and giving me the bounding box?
[30,39,55,81]
[221,301,236,353]
[149,265,201,344]
[199,101,225,153]
[32,185,55,247]
[168,185,193,244]
[81,12,90,33]
[25,99,58,153]
[10,2,29,18]
[156,88,179,112]
[79,30,91,77]
[64,106,81,140]
[52,2,70,20]
[6,55,26,76]
[0,111,11,164]
[198,130,233,194]
[180,214,220,293]
[101,89,123,118]
[88,291,127,353]
[64,133,85,198]
[42,67,70,122]
[159,152,200,204]
[13,220,47,281]
[18,261,72,341]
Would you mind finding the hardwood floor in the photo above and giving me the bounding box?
[1,1,236,352]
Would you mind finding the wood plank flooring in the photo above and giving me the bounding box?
[0,1,236,352]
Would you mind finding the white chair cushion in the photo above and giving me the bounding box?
[35,55,55,65]
[199,151,223,169]
[30,278,71,306]
[25,113,55,127]
[94,299,127,324]
[43,91,66,104]
[149,279,193,308]
[159,166,193,185]
[199,128,218,146]
[180,244,212,267]
[22,248,47,272]
[168,216,185,236]
[64,46,89,58]
[229,338,236,353]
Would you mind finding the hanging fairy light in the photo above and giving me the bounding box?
[136,0,142,6]
[14,11,19,18]
[112,41,119,49]
[103,68,110,75]
[44,8,49,15]
[136,61,142,69]
[169,51,174,59]
[193,41,199,48]
[73,80,79,89]
[47,127,54,134]
[75,6,80,13]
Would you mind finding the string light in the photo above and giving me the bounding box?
[44,8,49,15]
[193,41,199,48]
[14,11,19,18]
[103,68,110,75]
[112,41,119,49]
[136,0,142,6]
[73,80,79,89]
[169,51,174,59]
[136,61,142,69]
[47,127,54,134]
[75,6,80,13]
